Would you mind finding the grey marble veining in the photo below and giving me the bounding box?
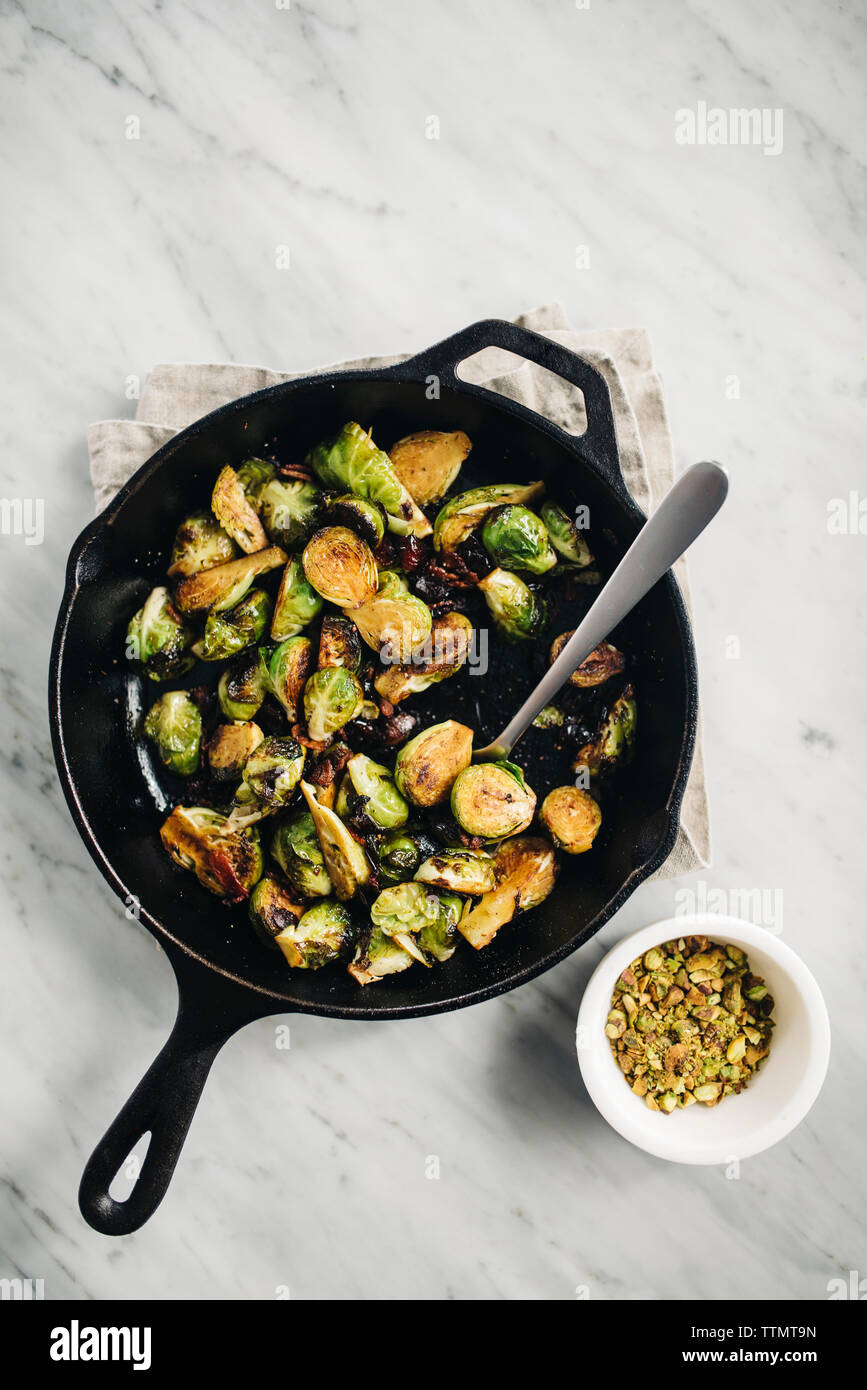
[0,0,864,1300]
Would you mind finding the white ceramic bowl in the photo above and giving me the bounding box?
[576,914,830,1164]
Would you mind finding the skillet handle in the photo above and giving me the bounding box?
[78,951,279,1236]
[390,318,623,490]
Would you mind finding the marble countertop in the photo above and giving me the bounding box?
[2,0,864,1300]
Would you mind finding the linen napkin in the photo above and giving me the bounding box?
[87,304,711,878]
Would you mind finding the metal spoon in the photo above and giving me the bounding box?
[474,461,728,762]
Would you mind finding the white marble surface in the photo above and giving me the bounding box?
[1,0,864,1301]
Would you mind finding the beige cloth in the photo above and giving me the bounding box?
[87,303,710,878]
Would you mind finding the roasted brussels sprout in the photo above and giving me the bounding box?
[236,457,277,506]
[317,614,362,672]
[207,720,263,781]
[248,874,304,947]
[415,847,496,895]
[167,512,237,578]
[270,810,333,898]
[273,898,354,969]
[373,611,472,704]
[477,567,546,642]
[370,881,442,962]
[394,720,474,807]
[160,805,263,898]
[348,927,415,984]
[388,430,472,505]
[532,705,564,729]
[417,890,463,962]
[326,493,385,549]
[127,586,195,682]
[549,633,625,688]
[218,651,269,721]
[540,499,593,567]
[350,568,433,662]
[481,504,556,575]
[450,760,536,839]
[433,481,545,551]
[376,830,424,884]
[260,478,323,549]
[192,588,272,662]
[303,666,364,743]
[300,780,370,899]
[174,546,286,615]
[212,464,269,553]
[343,753,409,830]
[239,736,305,810]
[302,526,378,609]
[270,554,323,641]
[306,421,431,537]
[574,687,637,776]
[268,636,314,720]
[539,786,602,854]
[457,836,558,950]
[143,690,202,775]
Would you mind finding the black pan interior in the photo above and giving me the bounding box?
[53,374,694,1018]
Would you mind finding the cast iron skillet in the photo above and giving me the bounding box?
[50,320,697,1235]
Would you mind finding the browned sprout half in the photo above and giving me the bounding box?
[174,545,286,614]
[374,611,472,704]
[539,786,601,854]
[450,760,536,839]
[302,526,378,609]
[349,569,432,662]
[549,633,625,688]
[159,806,263,899]
[394,720,473,807]
[300,780,370,900]
[207,721,263,781]
[433,481,545,552]
[167,511,237,578]
[458,836,558,950]
[388,430,472,505]
[212,464,269,553]
[318,614,362,671]
[574,686,637,777]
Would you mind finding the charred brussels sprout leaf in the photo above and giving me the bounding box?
[174,546,286,615]
[212,464,269,553]
[302,526,378,610]
[127,587,195,682]
[477,567,546,642]
[450,760,536,839]
[303,666,364,743]
[167,512,237,579]
[306,421,431,538]
[260,478,323,549]
[192,588,272,662]
[539,786,602,854]
[481,504,556,575]
[268,635,314,720]
[318,614,362,672]
[433,481,545,552]
[394,720,473,808]
[271,555,323,641]
[239,736,305,811]
[143,690,202,776]
[326,493,385,549]
[549,633,625,688]
[207,721,263,781]
[218,651,269,721]
[458,836,558,950]
[344,753,409,830]
[274,898,354,969]
[418,890,463,962]
[348,927,415,985]
[374,611,472,704]
[248,874,304,947]
[377,830,423,884]
[574,686,637,777]
[415,847,496,896]
[388,430,472,506]
[271,810,333,898]
[539,500,593,567]
[300,781,370,899]
[349,568,433,662]
[160,806,263,899]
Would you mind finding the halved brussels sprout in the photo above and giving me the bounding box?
[574,687,637,777]
[415,847,496,895]
[207,720,263,781]
[481,504,556,574]
[260,478,323,549]
[344,752,409,830]
[373,611,472,704]
[457,836,558,950]
[539,786,602,854]
[274,898,354,969]
[192,588,272,662]
[394,720,473,807]
[532,705,564,729]
[549,633,625,688]
[239,736,305,810]
[450,760,536,839]
[236,457,277,506]
[477,567,546,642]
[218,651,269,721]
[318,616,362,676]
[349,570,432,662]
[143,690,202,776]
[370,881,440,962]
[418,890,463,962]
[127,586,195,682]
[376,830,424,884]
[303,666,364,743]
[348,927,415,985]
[270,810,333,898]
[160,806,263,898]
[268,635,314,720]
[306,421,431,538]
[326,493,385,549]
[302,526,378,609]
[212,464,269,553]
[388,430,472,505]
[271,555,323,641]
[248,874,304,947]
[174,546,286,614]
[167,512,237,578]
[433,481,545,552]
[300,780,370,899]
[539,499,593,567]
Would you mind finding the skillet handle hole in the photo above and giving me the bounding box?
[107,1131,153,1203]
[454,349,588,437]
